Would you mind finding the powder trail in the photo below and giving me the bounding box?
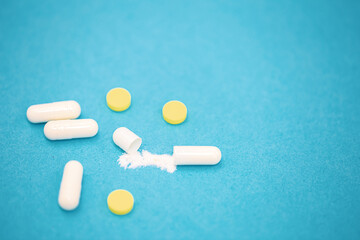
[118,150,176,173]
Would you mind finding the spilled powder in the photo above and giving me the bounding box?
[117,150,176,173]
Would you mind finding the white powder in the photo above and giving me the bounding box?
[117,150,176,173]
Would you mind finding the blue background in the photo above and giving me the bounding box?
[1,0,360,239]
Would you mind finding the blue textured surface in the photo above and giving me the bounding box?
[1,0,360,239]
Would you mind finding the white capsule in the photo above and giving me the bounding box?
[44,119,98,140]
[58,160,83,211]
[27,100,81,123]
[113,127,142,153]
[173,146,221,165]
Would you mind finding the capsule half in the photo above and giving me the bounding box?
[113,127,142,153]
[173,146,221,165]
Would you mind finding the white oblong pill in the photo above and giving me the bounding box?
[113,127,142,153]
[27,100,81,123]
[44,119,98,140]
[58,160,83,211]
[173,146,221,165]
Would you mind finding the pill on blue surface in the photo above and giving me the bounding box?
[113,127,142,153]
[162,100,187,125]
[106,88,131,112]
[44,119,98,140]
[107,189,134,215]
[27,100,81,123]
[173,146,221,165]
[58,161,83,211]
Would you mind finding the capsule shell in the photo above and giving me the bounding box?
[113,127,142,153]
[173,146,221,165]
[58,161,83,211]
[44,119,98,140]
[27,100,81,123]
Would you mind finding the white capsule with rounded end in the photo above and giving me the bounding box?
[44,119,98,140]
[27,100,81,123]
[58,160,83,211]
[173,146,221,165]
[113,127,142,153]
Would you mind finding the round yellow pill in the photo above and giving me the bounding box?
[162,100,187,125]
[107,189,134,215]
[106,88,131,112]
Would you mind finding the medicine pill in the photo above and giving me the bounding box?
[106,88,131,112]
[173,146,221,165]
[58,161,83,211]
[27,100,81,123]
[162,100,187,125]
[107,189,134,215]
[44,119,98,140]
[113,127,142,153]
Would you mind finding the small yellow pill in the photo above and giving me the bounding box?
[106,88,131,112]
[162,100,187,125]
[107,189,134,215]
